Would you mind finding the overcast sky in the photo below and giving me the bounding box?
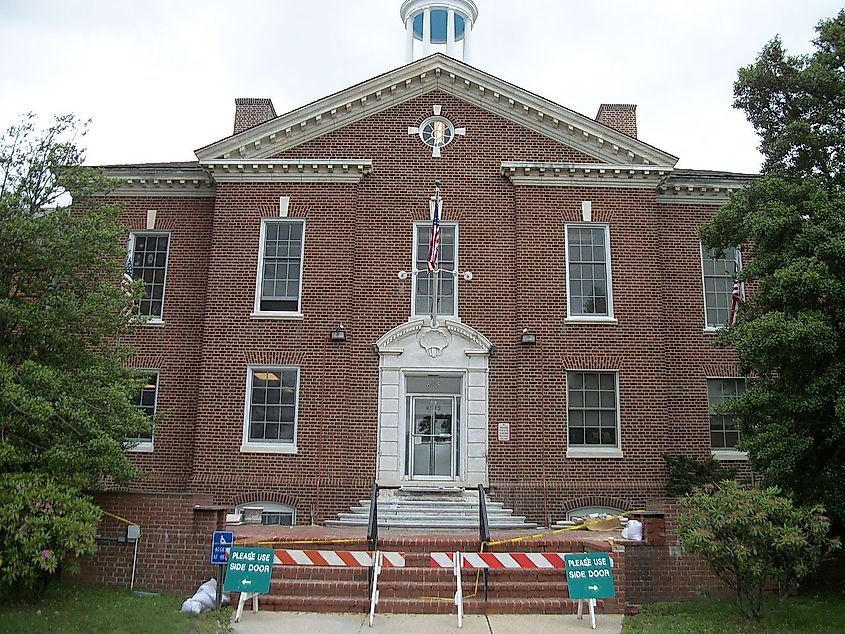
[1,0,840,173]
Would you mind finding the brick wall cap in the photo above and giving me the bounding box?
[193,505,229,512]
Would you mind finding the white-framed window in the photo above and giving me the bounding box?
[234,502,296,526]
[700,244,741,329]
[566,506,625,521]
[566,370,622,457]
[565,224,614,321]
[242,366,299,453]
[708,378,746,455]
[412,222,458,318]
[127,371,158,452]
[129,232,170,322]
[253,219,305,317]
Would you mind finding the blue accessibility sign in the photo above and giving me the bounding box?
[211,531,234,565]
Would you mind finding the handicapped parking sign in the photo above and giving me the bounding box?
[211,531,234,565]
[563,552,615,599]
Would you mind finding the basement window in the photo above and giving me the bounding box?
[235,502,295,526]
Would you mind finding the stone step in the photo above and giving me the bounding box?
[345,508,516,518]
[356,500,506,509]
[266,577,568,599]
[324,518,538,530]
[255,594,596,614]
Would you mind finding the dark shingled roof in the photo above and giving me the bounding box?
[96,161,202,170]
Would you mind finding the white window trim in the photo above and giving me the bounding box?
[700,242,743,332]
[706,375,746,455]
[252,218,306,319]
[565,369,623,457]
[129,230,171,325]
[126,369,158,453]
[411,221,459,320]
[564,223,615,321]
[241,365,300,454]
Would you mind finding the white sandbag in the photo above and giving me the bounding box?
[621,519,643,541]
[181,577,229,613]
[180,598,204,614]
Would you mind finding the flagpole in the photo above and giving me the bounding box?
[430,180,441,328]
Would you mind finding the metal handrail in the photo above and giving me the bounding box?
[366,482,379,599]
[477,483,491,600]
[478,483,491,543]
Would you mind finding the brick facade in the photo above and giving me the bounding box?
[88,54,752,600]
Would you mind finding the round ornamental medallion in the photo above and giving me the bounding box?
[418,116,455,152]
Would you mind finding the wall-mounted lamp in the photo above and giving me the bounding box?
[330,325,347,342]
[520,328,537,345]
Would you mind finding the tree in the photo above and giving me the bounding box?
[699,11,845,523]
[0,114,150,597]
[678,481,839,621]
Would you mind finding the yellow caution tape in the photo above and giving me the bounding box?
[486,510,645,547]
[102,510,140,526]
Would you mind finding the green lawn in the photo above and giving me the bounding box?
[623,594,845,633]
[0,582,230,634]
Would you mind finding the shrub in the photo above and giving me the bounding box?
[678,480,840,620]
[663,454,738,497]
[0,473,101,600]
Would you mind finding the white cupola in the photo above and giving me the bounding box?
[400,0,479,64]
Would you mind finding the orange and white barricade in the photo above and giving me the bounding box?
[273,549,405,626]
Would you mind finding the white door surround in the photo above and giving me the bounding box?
[374,318,492,487]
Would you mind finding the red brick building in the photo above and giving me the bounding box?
[100,1,750,533]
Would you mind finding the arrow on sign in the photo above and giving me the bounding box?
[242,579,251,586]
[588,585,599,591]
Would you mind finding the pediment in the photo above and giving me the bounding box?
[195,54,677,169]
[376,318,493,358]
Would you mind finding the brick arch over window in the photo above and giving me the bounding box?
[561,495,633,514]
[231,490,299,509]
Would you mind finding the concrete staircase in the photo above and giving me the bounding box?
[324,486,538,531]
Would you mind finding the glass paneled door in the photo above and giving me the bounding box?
[411,397,456,478]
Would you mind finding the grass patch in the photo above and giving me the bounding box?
[623,593,845,633]
[0,581,230,634]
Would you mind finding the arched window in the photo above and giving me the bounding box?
[566,506,624,521]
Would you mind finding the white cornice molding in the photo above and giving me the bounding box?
[201,159,374,184]
[501,162,673,189]
[195,55,678,168]
[103,168,215,197]
[657,175,752,205]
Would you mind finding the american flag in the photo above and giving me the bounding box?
[123,235,134,286]
[426,196,441,273]
[728,281,741,325]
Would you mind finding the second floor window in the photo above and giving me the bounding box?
[413,223,457,318]
[256,220,304,314]
[565,224,613,319]
[130,233,170,320]
[128,371,158,449]
[701,244,740,329]
[708,378,745,450]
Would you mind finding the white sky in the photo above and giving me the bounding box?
[1,0,840,173]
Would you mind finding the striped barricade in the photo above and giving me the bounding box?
[273,549,405,626]
[430,552,613,629]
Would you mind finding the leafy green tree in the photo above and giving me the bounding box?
[0,114,151,597]
[700,11,845,523]
[678,481,839,621]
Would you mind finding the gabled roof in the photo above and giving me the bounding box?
[195,54,678,168]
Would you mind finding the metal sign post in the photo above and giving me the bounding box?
[210,530,234,610]
[563,552,615,631]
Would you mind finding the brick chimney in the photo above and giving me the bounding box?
[233,98,277,135]
[595,104,637,139]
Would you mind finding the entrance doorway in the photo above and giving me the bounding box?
[405,376,461,481]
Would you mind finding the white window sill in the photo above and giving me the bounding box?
[250,312,304,321]
[711,449,748,461]
[141,319,165,328]
[565,317,618,325]
[412,314,460,322]
[240,443,298,454]
[126,442,154,453]
[567,447,623,459]
[703,327,724,335]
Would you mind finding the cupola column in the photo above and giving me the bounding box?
[463,17,472,63]
[405,16,414,62]
[446,8,456,57]
[422,7,431,55]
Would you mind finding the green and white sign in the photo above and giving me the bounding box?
[563,552,615,600]
[223,547,274,594]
